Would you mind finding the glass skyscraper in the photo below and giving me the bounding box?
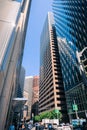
[52,0,87,120]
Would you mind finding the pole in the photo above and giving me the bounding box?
[74,100,79,119]
[55,112,58,127]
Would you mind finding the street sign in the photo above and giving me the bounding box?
[54,109,59,113]
[73,104,78,111]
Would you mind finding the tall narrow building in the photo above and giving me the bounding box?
[52,0,87,120]
[0,0,32,129]
[32,76,39,116]
[39,12,68,121]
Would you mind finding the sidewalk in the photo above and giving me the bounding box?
[32,127,35,130]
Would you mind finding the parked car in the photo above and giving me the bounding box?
[28,124,33,129]
[58,124,72,130]
[53,123,58,129]
[58,125,63,130]
[63,125,71,130]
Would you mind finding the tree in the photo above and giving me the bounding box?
[51,109,62,120]
[33,109,62,122]
[33,115,41,122]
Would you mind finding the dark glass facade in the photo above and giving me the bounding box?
[52,0,87,120]
[52,0,87,51]
[57,38,82,91]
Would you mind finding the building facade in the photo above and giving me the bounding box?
[23,76,33,120]
[39,12,68,121]
[52,0,87,120]
[0,0,32,129]
[32,76,39,116]
[18,66,25,97]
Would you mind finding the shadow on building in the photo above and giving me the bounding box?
[31,101,39,117]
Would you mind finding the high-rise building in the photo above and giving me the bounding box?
[39,12,68,121]
[32,76,39,116]
[52,0,87,120]
[23,76,33,121]
[18,66,25,97]
[23,76,39,119]
[0,0,32,129]
[32,76,39,105]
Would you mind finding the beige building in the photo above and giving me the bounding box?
[0,0,32,130]
[39,12,68,121]
[32,76,39,116]
[32,76,39,104]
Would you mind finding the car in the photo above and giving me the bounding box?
[28,124,33,129]
[62,125,71,130]
[58,125,63,130]
[53,123,58,129]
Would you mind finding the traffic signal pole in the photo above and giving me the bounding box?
[73,100,79,119]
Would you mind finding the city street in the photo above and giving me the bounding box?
[31,126,72,130]
[0,1,87,130]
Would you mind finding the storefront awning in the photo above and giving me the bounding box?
[12,97,28,112]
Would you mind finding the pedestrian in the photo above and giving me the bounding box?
[9,124,15,130]
[22,124,25,130]
[82,121,87,130]
[19,124,22,130]
[84,122,87,130]
[19,127,22,130]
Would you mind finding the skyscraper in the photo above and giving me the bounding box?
[52,0,87,120]
[0,0,32,129]
[39,12,68,121]
[18,66,25,97]
[52,0,87,52]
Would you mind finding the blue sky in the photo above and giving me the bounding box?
[22,0,52,76]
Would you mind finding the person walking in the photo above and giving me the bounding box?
[9,124,15,130]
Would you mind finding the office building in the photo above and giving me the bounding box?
[39,12,68,121]
[18,66,25,97]
[0,0,32,129]
[32,76,39,116]
[52,0,87,120]
[23,76,33,121]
